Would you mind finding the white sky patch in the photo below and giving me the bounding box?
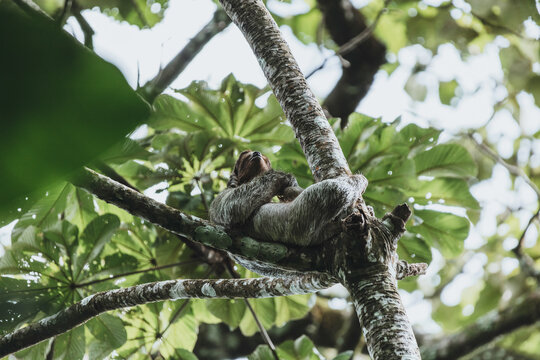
[0,220,16,257]
[399,290,442,333]
[143,181,169,203]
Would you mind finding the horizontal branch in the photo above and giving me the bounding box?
[421,291,540,360]
[70,168,328,275]
[0,275,328,357]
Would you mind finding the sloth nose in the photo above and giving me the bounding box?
[253,151,261,157]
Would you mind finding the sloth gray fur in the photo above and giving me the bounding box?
[209,151,367,246]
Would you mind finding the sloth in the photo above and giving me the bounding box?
[209,150,368,247]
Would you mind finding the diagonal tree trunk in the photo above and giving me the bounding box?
[218,0,423,358]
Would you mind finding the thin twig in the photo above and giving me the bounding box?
[515,207,540,251]
[226,262,279,360]
[467,133,540,199]
[194,178,210,212]
[471,11,524,39]
[468,133,540,281]
[140,8,231,102]
[71,1,94,49]
[75,259,200,288]
[338,0,390,56]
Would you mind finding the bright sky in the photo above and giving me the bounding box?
[1,0,539,335]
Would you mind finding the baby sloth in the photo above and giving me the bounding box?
[209,150,367,247]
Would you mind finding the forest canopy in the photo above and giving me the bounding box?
[0,0,539,359]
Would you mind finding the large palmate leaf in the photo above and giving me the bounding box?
[148,74,294,150]
[414,144,477,178]
[249,335,352,360]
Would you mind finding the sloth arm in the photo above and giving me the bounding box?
[209,170,294,227]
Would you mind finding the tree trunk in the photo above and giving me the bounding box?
[218,1,423,359]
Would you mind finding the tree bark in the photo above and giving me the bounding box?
[344,266,420,358]
[0,275,330,357]
[70,168,330,276]
[218,0,350,182]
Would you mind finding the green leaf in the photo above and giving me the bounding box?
[276,8,325,46]
[248,345,276,360]
[14,339,52,359]
[55,326,85,360]
[414,144,477,178]
[75,0,168,28]
[160,313,199,355]
[99,138,151,164]
[87,313,127,349]
[276,335,320,360]
[399,123,441,155]
[410,178,480,209]
[73,214,120,280]
[294,335,316,358]
[333,351,354,360]
[0,6,149,208]
[526,75,540,107]
[468,0,539,34]
[409,209,470,256]
[500,45,532,92]
[11,183,70,242]
[206,299,246,328]
[336,113,375,159]
[406,7,478,52]
[239,298,277,336]
[363,158,416,189]
[0,277,58,333]
[274,295,312,326]
[148,75,293,149]
[439,80,458,105]
[191,300,221,324]
[398,232,432,264]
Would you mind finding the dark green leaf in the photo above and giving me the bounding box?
[0,7,149,208]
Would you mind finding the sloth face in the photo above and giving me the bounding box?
[232,150,272,186]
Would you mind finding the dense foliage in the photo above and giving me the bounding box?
[0,0,538,359]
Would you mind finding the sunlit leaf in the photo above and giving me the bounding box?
[414,144,477,178]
